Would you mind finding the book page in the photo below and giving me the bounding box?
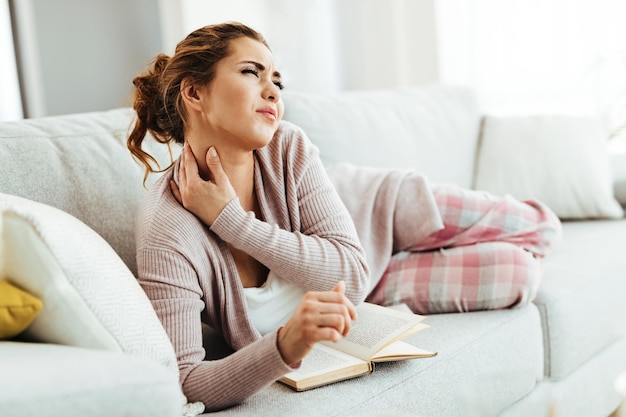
[280,343,370,390]
[370,340,437,362]
[289,343,363,377]
[322,302,426,361]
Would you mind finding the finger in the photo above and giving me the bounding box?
[331,281,357,321]
[170,180,182,204]
[302,317,344,344]
[346,298,357,321]
[317,327,343,343]
[323,315,350,341]
[297,296,346,338]
[332,280,346,294]
[324,311,350,338]
[315,301,353,338]
[334,304,352,337]
[311,287,354,309]
[178,144,188,190]
[182,143,200,180]
[205,146,228,184]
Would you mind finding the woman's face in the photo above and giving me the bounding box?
[195,36,284,152]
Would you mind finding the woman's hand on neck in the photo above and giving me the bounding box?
[184,128,256,212]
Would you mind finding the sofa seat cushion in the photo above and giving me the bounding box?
[534,219,626,380]
[0,342,184,417]
[207,306,543,417]
[282,85,482,189]
[500,337,626,417]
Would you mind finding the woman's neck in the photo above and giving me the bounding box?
[228,155,256,212]
[186,139,256,212]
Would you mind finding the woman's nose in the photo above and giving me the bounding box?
[263,82,280,102]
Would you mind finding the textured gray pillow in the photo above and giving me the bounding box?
[0,108,145,275]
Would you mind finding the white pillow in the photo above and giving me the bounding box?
[0,193,179,376]
[474,115,624,219]
[610,149,626,207]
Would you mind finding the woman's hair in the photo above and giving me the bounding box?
[127,22,269,183]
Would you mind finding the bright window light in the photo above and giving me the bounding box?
[0,0,23,121]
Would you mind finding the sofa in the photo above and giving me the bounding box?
[1,84,625,417]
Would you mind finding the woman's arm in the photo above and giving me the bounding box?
[137,247,291,411]
[138,246,356,411]
[173,128,370,303]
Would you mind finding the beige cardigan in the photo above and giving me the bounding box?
[135,121,441,410]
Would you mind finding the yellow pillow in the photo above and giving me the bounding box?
[0,280,43,339]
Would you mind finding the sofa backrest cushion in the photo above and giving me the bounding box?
[0,85,480,274]
[282,85,482,188]
[0,108,151,275]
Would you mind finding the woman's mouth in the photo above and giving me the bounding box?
[257,107,277,121]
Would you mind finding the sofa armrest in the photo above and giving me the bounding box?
[0,342,184,417]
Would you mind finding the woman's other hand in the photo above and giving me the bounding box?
[171,144,237,225]
[277,281,358,366]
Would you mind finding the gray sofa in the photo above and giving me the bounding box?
[1,85,625,417]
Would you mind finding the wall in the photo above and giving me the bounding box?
[12,0,163,117]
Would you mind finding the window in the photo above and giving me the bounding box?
[0,0,23,121]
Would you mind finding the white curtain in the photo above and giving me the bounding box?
[0,0,23,121]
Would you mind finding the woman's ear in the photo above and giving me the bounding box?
[180,79,203,112]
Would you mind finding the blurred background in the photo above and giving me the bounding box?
[1,0,626,140]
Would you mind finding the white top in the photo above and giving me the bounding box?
[243,270,305,336]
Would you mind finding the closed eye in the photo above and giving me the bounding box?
[242,68,259,77]
[241,63,283,90]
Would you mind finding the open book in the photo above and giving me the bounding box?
[279,302,437,391]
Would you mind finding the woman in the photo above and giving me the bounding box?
[128,22,560,411]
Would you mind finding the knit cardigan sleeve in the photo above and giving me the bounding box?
[136,189,295,411]
[209,122,370,303]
